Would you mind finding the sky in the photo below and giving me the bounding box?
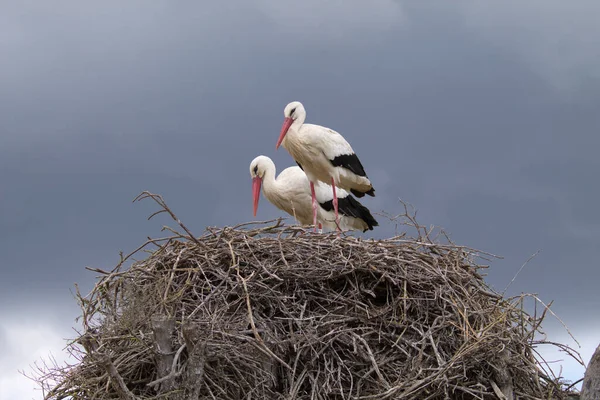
[1,0,599,398]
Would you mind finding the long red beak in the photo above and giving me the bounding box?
[252,176,262,217]
[276,117,293,149]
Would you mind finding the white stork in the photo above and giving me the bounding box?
[275,101,375,231]
[250,155,378,232]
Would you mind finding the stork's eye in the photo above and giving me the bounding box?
[253,165,258,174]
[290,108,296,116]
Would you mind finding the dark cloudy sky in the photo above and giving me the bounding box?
[2,1,599,397]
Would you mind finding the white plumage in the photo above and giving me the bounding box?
[250,155,377,232]
[275,101,375,230]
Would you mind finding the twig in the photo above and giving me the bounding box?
[502,250,541,296]
[133,191,202,246]
[98,354,138,400]
[147,344,186,388]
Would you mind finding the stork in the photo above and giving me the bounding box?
[250,155,378,232]
[275,101,375,231]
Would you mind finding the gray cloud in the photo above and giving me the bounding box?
[455,0,600,91]
[255,0,405,39]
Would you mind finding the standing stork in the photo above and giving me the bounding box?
[250,155,378,232]
[275,101,375,231]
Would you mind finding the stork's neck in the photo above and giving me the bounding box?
[282,113,306,150]
[260,163,278,197]
[291,110,306,131]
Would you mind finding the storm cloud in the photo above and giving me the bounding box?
[1,1,598,397]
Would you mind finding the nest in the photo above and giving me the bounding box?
[36,192,582,400]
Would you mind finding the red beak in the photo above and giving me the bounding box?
[252,176,262,217]
[276,117,293,149]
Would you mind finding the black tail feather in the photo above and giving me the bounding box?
[351,187,375,198]
[320,195,378,231]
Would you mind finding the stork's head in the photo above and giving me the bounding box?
[249,155,271,217]
[276,101,305,150]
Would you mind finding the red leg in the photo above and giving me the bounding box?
[310,181,318,232]
[331,178,340,233]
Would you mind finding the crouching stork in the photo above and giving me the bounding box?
[250,155,377,232]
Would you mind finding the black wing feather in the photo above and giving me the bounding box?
[319,195,378,232]
[329,153,367,177]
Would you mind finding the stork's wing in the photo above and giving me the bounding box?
[310,126,368,178]
[328,152,368,178]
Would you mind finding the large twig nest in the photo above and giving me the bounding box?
[35,192,582,400]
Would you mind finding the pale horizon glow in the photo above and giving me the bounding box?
[0,315,77,400]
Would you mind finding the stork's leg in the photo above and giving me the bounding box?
[331,178,340,233]
[309,181,318,232]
